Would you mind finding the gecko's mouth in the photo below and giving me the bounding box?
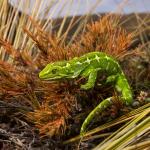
[39,72,53,80]
[39,72,64,80]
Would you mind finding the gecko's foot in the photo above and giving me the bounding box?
[80,83,94,90]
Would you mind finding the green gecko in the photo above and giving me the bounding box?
[39,52,133,134]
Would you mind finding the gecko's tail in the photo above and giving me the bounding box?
[80,97,113,134]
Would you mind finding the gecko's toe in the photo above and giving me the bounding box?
[80,84,93,90]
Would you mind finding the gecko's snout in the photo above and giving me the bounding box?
[39,70,45,79]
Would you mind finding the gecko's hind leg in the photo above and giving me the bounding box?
[115,74,133,105]
[105,74,118,84]
[80,97,113,134]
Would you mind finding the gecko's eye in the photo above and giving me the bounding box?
[51,69,57,74]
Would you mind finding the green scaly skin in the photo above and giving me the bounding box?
[39,52,132,134]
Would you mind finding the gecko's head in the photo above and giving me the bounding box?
[39,61,71,80]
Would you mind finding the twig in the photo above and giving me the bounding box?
[0,128,26,148]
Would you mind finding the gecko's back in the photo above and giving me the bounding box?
[70,52,122,76]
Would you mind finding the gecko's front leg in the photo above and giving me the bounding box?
[80,69,98,90]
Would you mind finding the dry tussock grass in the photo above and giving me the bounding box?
[0,14,136,137]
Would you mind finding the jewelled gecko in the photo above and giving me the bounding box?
[39,52,133,134]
